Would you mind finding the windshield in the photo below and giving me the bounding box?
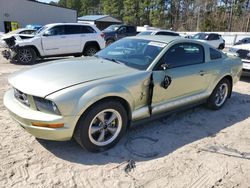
[104,25,120,31]
[95,38,166,70]
[192,33,208,40]
[138,31,153,35]
[34,26,48,35]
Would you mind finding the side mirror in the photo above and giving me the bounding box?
[161,63,170,70]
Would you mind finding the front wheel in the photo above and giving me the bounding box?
[17,47,36,64]
[74,100,128,152]
[207,79,231,110]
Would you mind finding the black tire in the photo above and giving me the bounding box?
[207,78,231,110]
[17,47,36,64]
[74,100,128,152]
[106,39,114,46]
[83,45,98,56]
[218,44,225,50]
[74,54,82,57]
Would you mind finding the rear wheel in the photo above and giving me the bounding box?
[17,47,36,64]
[74,100,128,152]
[218,43,225,50]
[106,39,114,46]
[207,79,231,110]
[83,46,98,56]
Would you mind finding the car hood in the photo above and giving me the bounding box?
[9,57,138,98]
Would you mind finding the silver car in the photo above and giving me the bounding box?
[4,36,242,152]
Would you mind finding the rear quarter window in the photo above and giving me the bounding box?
[210,48,222,60]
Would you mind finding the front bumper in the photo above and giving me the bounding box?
[1,48,17,60]
[3,89,77,141]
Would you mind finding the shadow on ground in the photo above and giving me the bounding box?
[38,91,250,165]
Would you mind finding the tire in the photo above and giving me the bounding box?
[207,78,231,110]
[218,44,225,50]
[106,39,114,46]
[83,45,98,56]
[74,54,82,57]
[17,47,36,64]
[74,100,128,152]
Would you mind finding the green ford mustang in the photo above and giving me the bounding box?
[4,35,242,152]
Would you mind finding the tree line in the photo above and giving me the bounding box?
[52,0,250,32]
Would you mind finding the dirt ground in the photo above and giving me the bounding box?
[0,51,250,188]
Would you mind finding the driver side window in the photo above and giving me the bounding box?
[155,42,204,70]
[47,26,65,36]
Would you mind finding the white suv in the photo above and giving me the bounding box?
[191,33,225,50]
[1,23,105,64]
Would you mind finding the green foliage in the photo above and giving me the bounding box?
[56,0,250,31]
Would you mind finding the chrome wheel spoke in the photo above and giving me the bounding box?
[97,113,105,123]
[107,112,117,124]
[97,130,105,142]
[107,126,117,135]
[91,126,102,134]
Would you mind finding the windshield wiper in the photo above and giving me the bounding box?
[100,57,123,64]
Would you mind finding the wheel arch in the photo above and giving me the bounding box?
[19,45,41,57]
[74,85,134,129]
[83,41,101,52]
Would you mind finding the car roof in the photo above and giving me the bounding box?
[45,23,94,27]
[129,35,182,43]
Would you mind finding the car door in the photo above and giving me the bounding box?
[151,42,211,114]
[64,25,82,53]
[41,25,68,56]
[80,26,98,50]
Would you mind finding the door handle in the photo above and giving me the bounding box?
[60,36,66,38]
[199,70,206,76]
[81,34,85,37]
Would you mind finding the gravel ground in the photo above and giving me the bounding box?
[0,51,250,188]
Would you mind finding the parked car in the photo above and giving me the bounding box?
[234,37,250,46]
[4,36,242,152]
[138,30,180,36]
[102,24,137,45]
[1,23,105,64]
[191,33,225,50]
[229,44,250,76]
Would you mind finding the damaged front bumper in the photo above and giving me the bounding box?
[1,48,17,60]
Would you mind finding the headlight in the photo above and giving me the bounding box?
[14,88,30,107]
[33,97,60,115]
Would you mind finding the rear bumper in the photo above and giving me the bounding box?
[242,61,250,76]
[3,89,77,141]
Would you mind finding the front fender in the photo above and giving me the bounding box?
[75,84,134,117]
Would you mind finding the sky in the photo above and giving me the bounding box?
[38,0,59,3]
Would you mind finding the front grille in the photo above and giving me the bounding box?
[236,49,250,60]
[14,88,30,107]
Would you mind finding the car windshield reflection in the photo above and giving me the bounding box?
[95,38,166,70]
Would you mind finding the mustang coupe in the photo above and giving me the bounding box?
[4,36,242,152]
